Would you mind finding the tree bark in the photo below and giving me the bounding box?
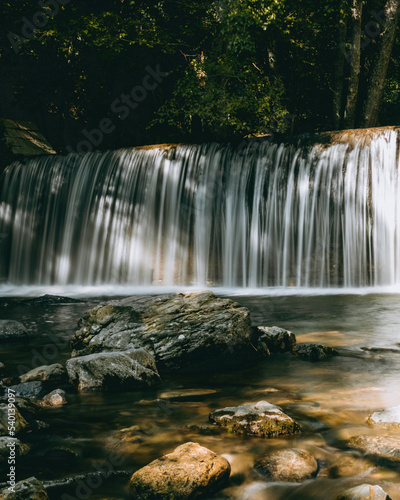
[332,18,347,129]
[361,0,400,128]
[343,0,364,129]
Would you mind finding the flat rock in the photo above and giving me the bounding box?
[349,434,400,462]
[255,448,318,482]
[292,343,338,360]
[209,401,300,438]
[253,326,296,353]
[19,364,67,385]
[41,389,67,407]
[0,404,28,435]
[159,389,218,400]
[66,349,161,391]
[0,437,30,462]
[0,321,28,342]
[70,291,261,372]
[336,484,392,500]
[0,477,48,499]
[128,442,230,499]
[367,405,400,429]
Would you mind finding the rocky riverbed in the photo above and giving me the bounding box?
[0,291,400,499]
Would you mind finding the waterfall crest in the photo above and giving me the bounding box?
[1,129,399,288]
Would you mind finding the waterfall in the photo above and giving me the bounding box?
[0,128,399,288]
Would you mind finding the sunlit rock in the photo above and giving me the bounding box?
[128,442,230,499]
[336,483,391,500]
[367,405,400,429]
[209,401,300,438]
[255,448,318,482]
[41,389,67,407]
[349,434,400,462]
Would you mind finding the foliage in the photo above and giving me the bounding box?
[0,0,399,148]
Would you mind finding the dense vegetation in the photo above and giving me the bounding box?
[1,0,400,151]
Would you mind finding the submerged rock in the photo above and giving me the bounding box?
[66,349,161,391]
[292,343,338,360]
[209,401,300,438]
[19,364,67,386]
[336,484,392,500]
[252,326,296,353]
[255,448,318,482]
[349,434,400,462]
[128,442,230,499]
[70,291,262,372]
[0,477,48,499]
[0,321,28,342]
[41,389,67,407]
[367,405,400,429]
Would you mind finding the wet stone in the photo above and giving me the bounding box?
[0,477,48,499]
[349,434,400,462]
[209,401,300,438]
[0,321,28,342]
[255,448,318,482]
[128,442,230,499]
[336,484,392,500]
[41,389,67,407]
[19,364,67,386]
[292,343,338,361]
[367,405,400,429]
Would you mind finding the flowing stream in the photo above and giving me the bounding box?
[1,128,400,498]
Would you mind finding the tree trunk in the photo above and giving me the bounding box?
[343,0,364,129]
[332,18,347,129]
[361,0,400,128]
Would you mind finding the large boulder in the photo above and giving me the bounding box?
[70,292,262,372]
[128,442,230,499]
[255,448,318,482]
[0,321,28,342]
[349,435,400,462]
[336,484,392,500]
[66,349,160,391]
[209,401,300,438]
[0,477,48,500]
[367,405,400,429]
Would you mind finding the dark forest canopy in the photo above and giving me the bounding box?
[1,0,400,152]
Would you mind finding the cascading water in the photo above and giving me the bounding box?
[0,128,399,288]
